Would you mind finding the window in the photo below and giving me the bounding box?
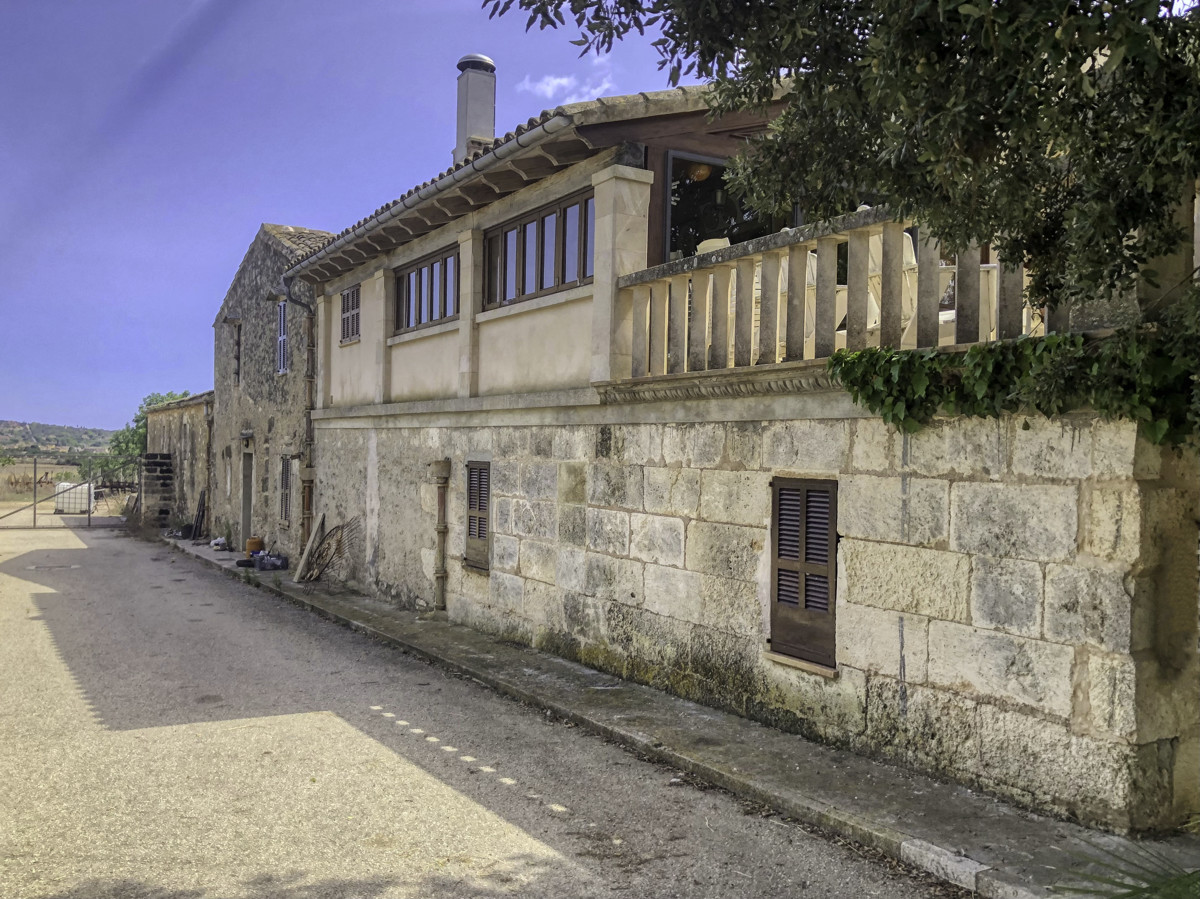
[770,478,838,668]
[233,323,242,385]
[396,246,459,332]
[484,190,595,309]
[279,457,291,522]
[666,152,784,260]
[276,301,288,373]
[341,284,361,342]
[465,462,490,569]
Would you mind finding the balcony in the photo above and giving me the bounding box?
[614,207,1045,385]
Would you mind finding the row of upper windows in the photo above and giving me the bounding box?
[338,190,596,341]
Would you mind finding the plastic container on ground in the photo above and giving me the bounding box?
[54,483,95,514]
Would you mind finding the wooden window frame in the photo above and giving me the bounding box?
[483,189,595,310]
[279,456,291,522]
[276,300,288,374]
[395,246,460,334]
[340,284,361,343]
[769,477,838,668]
[464,461,490,570]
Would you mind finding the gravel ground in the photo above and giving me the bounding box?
[0,528,970,899]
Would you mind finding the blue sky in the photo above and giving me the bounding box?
[0,0,684,430]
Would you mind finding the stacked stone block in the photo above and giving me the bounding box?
[315,411,1198,832]
[140,453,175,530]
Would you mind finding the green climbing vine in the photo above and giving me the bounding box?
[827,289,1200,445]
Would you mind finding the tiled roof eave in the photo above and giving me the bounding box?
[288,112,578,282]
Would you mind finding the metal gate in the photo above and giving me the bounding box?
[0,454,142,529]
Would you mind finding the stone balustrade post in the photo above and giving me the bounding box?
[590,165,654,383]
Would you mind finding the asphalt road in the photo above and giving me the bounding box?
[0,528,966,899]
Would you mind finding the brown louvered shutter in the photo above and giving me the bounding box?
[771,478,837,667]
[341,285,360,341]
[465,462,490,569]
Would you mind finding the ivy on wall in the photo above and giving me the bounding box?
[827,290,1200,446]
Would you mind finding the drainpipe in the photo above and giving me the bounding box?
[279,273,317,551]
[427,458,451,611]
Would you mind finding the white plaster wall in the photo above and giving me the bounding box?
[388,329,459,402]
[476,295,593,396]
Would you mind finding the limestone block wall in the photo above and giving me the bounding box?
[210,226,325,559]
[145,393,212,529]
[313,408,1198,832]
[139,453,175,530]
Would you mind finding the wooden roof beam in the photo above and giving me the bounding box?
[537,138,594,166]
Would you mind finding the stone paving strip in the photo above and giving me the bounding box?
[169,536,1200,898]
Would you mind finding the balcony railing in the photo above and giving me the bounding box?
[617,207,1043,379]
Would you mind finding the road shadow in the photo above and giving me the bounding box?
[32,857,564,899]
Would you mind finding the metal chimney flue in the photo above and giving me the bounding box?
[454,53,496,165]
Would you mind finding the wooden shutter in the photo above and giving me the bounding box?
[279,457,291,522]
[770,478,837,667]
[341,285,360,340]
[465,462,490,569]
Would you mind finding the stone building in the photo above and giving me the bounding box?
[279,59,1198,833]
[144,391,213,530]
[209,223,332,558]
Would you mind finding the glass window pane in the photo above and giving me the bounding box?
[563,204,580,283]
[406,272,418,328]
[431,260,442,320]
[583,196,595,279]
[420,266,430,323]
[541,212,557,290]
[445,255,457,317]
[523,221,538,296]
[503,228,518,302]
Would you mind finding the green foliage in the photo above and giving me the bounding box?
[1053,840,1200,897]
[487,0,1200,310]
[0,453,13,467]
[828,290,1200,444]
[109,391,191,457]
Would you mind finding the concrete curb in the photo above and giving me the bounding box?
[165,536,1194,899]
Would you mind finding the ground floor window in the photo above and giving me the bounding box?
[465,461,490,569]
[770,477,837,667]
[279,457,291,522]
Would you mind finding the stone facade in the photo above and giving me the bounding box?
[145,392,213,529]
[313,397,1198,833]
[285,87,1199,833]
[210,224,330,558]
[138,452,177,531]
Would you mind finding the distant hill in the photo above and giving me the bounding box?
[0,420,115,455]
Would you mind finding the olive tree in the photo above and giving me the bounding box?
[488,0,1200,311]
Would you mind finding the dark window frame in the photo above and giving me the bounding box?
[233,322,242,385]
[483,189,595,310]
[395,245,461,334]
[465,461,491,570]
[769,477,838,668]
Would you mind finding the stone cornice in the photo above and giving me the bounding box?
[595,361,839,404]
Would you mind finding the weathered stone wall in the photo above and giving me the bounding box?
[138,453,175,530]
[313,402,1198,833]
[210,225,327,558]
[145,392,212,529]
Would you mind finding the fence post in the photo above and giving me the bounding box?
[87,455,92,528]
[32,457,37,528]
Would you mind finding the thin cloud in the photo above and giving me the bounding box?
[517,73,578,99]
[517,56,619,105]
